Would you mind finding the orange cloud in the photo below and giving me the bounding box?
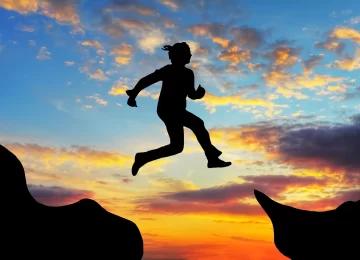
[110,44,133,56]
[80,40,104,49]
[187,23,229,48]
[0,0,38,14]
[270,46,300,67]
[276,87,309,99]
[330,48,360,71]
[198,92,288,116]
[106,2,158,16]
[212,36,230,48]
[118,19,148,30]
[218,46,251,65]
[4,142,133,169]
[330,27,360,44]
[110,43,133,64]
[263,69,344,99]
[108,80,156,98]
[89,69,108,81]
[28,184,94,206]
[159,0,179,11]
[0,0,80,25]
[247,63,266,72]
[108,83,129,96]
[148,177,198,192]
[39,0,80,25]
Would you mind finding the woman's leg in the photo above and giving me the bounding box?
[183,110,221,159]
[183,110,231,168]
[131,117,184,176]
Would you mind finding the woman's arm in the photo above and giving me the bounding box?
[188,70,205,100]
[188,70,199,100]
[128,66,168,99]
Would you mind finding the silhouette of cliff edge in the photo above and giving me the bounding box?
[1,144,143,259]
[254,189,360,260]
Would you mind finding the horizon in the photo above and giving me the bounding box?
[1,0,360,259]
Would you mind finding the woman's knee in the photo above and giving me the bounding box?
[170,142,184,154]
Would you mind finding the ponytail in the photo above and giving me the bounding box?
[161,45,173,52]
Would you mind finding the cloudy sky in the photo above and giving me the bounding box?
[1,0,360,259]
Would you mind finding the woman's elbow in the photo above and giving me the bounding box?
[188,94,197,100]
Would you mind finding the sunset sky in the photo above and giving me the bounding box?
[1,0,360,259]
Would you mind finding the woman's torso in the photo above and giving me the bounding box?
[157,64,191,116]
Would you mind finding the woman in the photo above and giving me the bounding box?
[126,42,231,176]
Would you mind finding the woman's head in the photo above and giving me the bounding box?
[162,42,192,65]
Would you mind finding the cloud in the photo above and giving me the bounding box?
[107,0,158,16]
[219,82,235,93]
[19,25,35,32]
[198,92,288,114]
[28,184,94,206]
[133,174,335,216]
[134,198,263,216]
[110,43,133,64]
[89,69,108,81]
[217,45,251,65]
[208,118,360,183]
[99,13,126,38]
[330,27,360,44]
[108,80,155,98]
[0,0,81,25]
[0,0,38,14]
[107,18,167,54]
[230,26,267,49]
[80,40,104,49]
[158,0,179,11]
[303,54,324,75]
[328,48,360,71]
[247,63,266,72]
[347,16,360,25]
[137,28,167,54]
[28,40,36,46]
[108,82,129,96]
[187,23,230,47]
[87,94,108,105]
[186,40,211,56]
[39,0,80,25]
[3,142,134,169]
[148,177,198,192]
[213,234,270,244]
[113,174,134,183]
[263,46,301,68]
[262,69,344,99]
[64,61,75,66]
[70,25,85,35]
[288,188,360,210]
[117,18,148,30]
[36,46,51,60]
[275,120,360,176]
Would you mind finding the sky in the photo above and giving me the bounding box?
[1,0,360,259]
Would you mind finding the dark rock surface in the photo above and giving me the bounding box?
[1,144,143,259]
[254,189,360,260]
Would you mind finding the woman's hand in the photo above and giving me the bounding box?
[127,97,137,107]
[126,89,138,107]
[195,85,206,99]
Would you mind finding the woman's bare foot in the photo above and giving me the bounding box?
[132,153,146,176]
[207,157,231,168]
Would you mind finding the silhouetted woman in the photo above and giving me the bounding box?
[126,42,231,176]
